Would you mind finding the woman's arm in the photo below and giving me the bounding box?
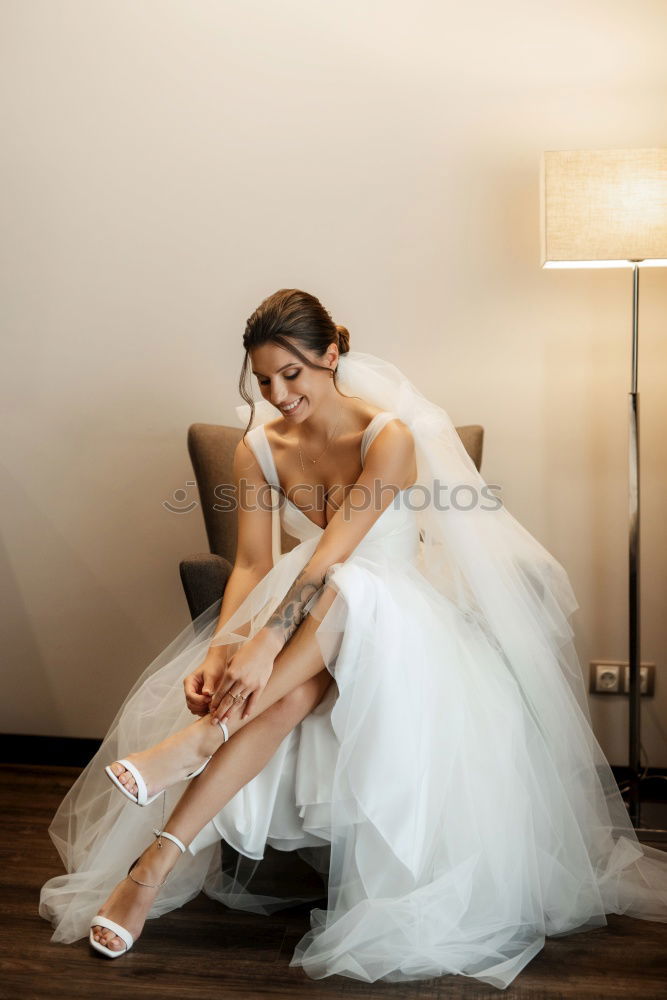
[210,563,272,651]
[184,435,275,713]
[257,419,417,653]
[210,433,275,646]
[207,419,416,724]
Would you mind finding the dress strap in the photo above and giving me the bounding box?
[361,411,399,464]
[245,425,280,489]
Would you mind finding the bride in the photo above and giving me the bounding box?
[40,288,667,990]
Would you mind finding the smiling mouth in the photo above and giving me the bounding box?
[280,396,304,414]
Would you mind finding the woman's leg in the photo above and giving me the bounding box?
[168,664,336,844]
[111,584,340,800]
[93,666,335,952]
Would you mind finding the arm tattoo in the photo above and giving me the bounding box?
[265,565,324,646]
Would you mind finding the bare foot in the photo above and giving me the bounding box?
[90,835,184,954]
[107,716,228,802]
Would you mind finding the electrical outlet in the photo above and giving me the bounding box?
[590,662,621,694]
[589,660,656,696]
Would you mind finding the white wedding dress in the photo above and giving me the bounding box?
[40,393,667,990]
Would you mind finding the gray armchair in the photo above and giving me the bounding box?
[180,422,484,621]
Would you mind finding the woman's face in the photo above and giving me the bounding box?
[250,340,337,422]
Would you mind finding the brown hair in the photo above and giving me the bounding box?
[239,288,355,440]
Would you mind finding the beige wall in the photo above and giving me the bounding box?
[1,0,666,764]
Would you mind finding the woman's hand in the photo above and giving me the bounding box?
[208,629,283,725]
[183,648,231,716]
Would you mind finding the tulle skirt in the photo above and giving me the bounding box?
[39,533,667,990]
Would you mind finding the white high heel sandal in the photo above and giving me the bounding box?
[104,719,230,806]
[89,827,187,958]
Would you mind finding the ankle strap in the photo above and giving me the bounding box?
[152,828,187,853]
[218,720,229,742]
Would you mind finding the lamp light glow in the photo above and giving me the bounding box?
[540,148,667,267]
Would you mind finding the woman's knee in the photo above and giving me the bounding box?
[272,671,332,726]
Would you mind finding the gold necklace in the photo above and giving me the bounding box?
[298,404,343,472]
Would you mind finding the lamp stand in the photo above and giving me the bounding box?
[628,262,641,827]
[626,262,666,841]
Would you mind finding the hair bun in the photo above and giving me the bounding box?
[335,324,351,355]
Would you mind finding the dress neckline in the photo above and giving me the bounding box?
[259,411,390,532]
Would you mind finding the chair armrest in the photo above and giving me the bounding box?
[179,553,234,622]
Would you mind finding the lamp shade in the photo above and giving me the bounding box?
[540,148,667,268]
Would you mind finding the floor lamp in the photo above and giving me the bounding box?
[540,147,667,841]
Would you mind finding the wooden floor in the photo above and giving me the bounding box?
[2,764,666,1000]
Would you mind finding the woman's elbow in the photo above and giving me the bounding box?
[304,550,349,587]
[233,558,274,578]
